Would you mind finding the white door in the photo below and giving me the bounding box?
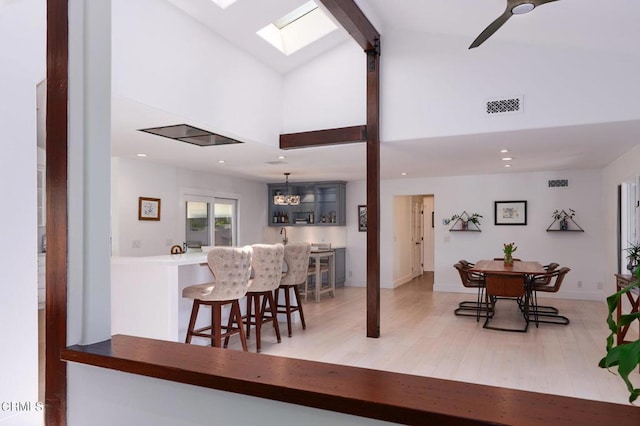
[423,196,434,272]
[411,198,424,278]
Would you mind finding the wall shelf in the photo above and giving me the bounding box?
[449,210,482,232]
[546,209,584,232]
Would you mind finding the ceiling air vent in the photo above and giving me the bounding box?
[139,124,243,147]
[485,95,523,116]
[548,179,569,188]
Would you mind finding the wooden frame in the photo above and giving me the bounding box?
[138,197,161,221]
[494,200,527,226]
[358,205,367,232]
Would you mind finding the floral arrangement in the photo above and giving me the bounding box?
[503,242,517,264]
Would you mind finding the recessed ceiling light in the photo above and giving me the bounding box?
[218,160,225,164]
[278,155,286,160]
[504,164,512,168]
[136,153,148,157]
[502,157,513,161]
[500,149,509,153]
[401,172,407,176]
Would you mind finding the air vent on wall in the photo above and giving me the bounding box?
[548,179,569,188]
[485,95,523,116]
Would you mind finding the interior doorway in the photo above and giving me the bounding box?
[392,194,434,287]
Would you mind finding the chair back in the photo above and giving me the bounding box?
[535,262,560,285]
[453,262,483,288]
[534,267,570,293]
[280,243,311,286]
[200,246,253,301]
[485,273,526,298]
[248,244,285,292]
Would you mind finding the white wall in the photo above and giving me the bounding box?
[112,0,283,146]
[0,1,44,424]
[68,364,392,426]
[112,157,267,256]
[393,196,412,286]
[380,31,640,142]
[345,169,606,299]
[282,39,365,133]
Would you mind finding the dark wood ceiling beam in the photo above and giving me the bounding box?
[318,0,380,51]
[279,125,366,149]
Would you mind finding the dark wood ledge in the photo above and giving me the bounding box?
[62,335,640,426]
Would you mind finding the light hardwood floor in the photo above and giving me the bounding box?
[226,273,639,407]
[39,274,638,407]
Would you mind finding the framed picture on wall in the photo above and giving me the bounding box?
[138,197,161,221]
[358,205,367,232]
[494,200,527,225]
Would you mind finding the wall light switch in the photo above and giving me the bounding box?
[132,240,141,249]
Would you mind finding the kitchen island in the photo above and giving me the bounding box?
[111,252,214,343]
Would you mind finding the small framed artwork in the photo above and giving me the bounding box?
[494,200,527,225]
[138,197,161,221]
[358,205,367,232]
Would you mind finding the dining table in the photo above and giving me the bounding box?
[470,259,546,332]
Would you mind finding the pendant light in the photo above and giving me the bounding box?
[273,172,300,206]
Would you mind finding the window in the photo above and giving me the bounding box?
[185,197,237,248]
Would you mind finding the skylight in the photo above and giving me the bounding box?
[257,1,337,56]
[210,0,237,9]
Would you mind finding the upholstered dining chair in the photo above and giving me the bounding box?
[244,243,284,352]
[453,261,486,321]
[275,243,311,337]
[182,246,253,351]
[529,267,571,326]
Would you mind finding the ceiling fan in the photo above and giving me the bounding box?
[469,0,559,49]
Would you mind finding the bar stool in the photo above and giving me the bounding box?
[182,246,253,351]
[275,243,311,337]
[244,243,284,352]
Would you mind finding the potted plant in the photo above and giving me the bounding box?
[624,241,640,273]
[503,242,517,265]
[598,267,640,403]
[552,208,575,231]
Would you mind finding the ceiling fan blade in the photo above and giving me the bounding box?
[469,9,512,49]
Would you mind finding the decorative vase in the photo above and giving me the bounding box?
[504,254,513,266]
[560,218,568,231]
[461,221,468,231]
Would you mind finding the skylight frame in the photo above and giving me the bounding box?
[256,1,338,56]
[273,1,318,30]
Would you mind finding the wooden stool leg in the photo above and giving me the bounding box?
[185,300,200,344]
[232,300,248,352]
[245,295,252,338]
[212,302,222,348]
[266,292,281,343]
[254,294,262,352]
[223,303,235,348]
[284,286,293,337]
[293,285,306,330]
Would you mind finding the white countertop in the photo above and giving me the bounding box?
[111,251,207,266]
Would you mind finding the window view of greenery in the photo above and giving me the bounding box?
[186,201,210,248]
[214,202,234,246]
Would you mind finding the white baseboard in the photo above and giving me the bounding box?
[434,283,604,302]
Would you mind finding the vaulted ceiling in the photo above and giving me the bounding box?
[111,0,640,182]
